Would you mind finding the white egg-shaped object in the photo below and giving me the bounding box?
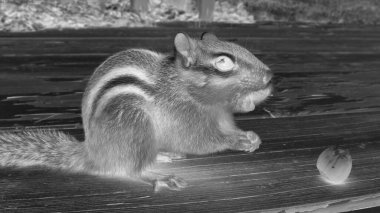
[317,146,352,185]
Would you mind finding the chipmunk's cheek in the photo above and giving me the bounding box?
[208,76,240,88]
[234,94,255,112]
[183,71,208,87]
[234,85,272,112]
[250,85,273,105]
[241,99,256,112]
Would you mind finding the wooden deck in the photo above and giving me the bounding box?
[1,24,380,212]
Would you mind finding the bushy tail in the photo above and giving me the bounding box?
[0,129,87,171]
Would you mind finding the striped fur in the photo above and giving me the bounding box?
[0,34,271,191]
[79,49,162,176]
[90,75,155,119]
[94,85,154,118]
[85,66,155,120]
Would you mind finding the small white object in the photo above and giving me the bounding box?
[317,146,352,185]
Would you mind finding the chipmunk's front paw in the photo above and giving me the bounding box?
[233,131,261,152]
[154,175,187,192]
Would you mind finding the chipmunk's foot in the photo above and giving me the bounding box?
[154,175,187,192]
[234,131,261,152]
[156,152,186,163]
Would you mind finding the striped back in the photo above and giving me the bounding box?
[81,49,161,132]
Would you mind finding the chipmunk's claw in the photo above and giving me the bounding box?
[153,175,187,192]
[235,131,261,152]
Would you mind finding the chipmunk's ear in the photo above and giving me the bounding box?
[174,33,195,68]
[201,32,218,41]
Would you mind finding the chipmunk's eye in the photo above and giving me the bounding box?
[214,55,234,72]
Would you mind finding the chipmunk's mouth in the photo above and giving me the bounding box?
[249,84,273,105]
[234,84,272,113]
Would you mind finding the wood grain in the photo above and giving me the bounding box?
[1,111,379,212]
[2,37,380,56]
[0,25,379,212]
[1,52,379,127]
[1,24,380,38]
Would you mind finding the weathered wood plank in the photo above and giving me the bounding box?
[1,25,380,38]
[0,26,379,212]
[1,51,379,127]
[2,37,380,56]
[1,111,379,212]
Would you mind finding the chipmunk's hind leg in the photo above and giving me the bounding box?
[88,94,157,176]
[91,94,187,191]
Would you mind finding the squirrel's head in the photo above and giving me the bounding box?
[174,32,272,112]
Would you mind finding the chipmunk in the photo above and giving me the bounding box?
[0,33,272,191]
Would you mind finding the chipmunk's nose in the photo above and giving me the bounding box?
[263,68,273,85]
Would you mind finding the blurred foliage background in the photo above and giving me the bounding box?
[246,0,380,24]
[1,0,380,32]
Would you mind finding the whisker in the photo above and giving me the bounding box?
[263,108,277,118]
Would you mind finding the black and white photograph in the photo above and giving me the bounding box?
[0,0,379,212]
